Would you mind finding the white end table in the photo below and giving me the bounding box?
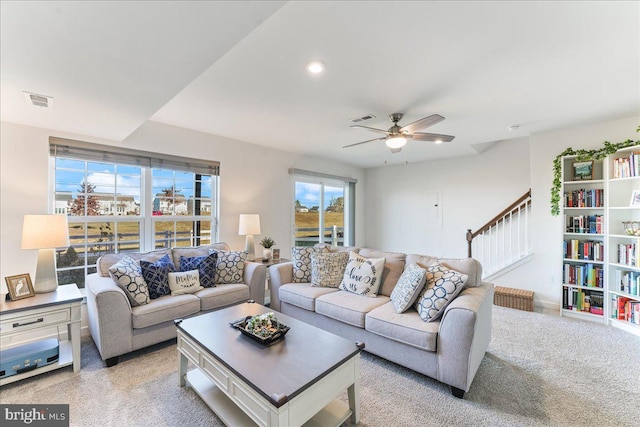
[0,284,82,386]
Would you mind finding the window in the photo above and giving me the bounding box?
[290,169,356,247]
[50,138,219,288]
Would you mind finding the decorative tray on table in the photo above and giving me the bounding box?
[229,312,290,345]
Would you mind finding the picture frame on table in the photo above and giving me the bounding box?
[5,273,35,301]
[572,160,594,181]
[630,190,640,207]
[272,248,280,260]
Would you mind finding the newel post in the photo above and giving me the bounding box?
[466,229,473,258]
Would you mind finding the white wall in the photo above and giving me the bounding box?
[496,115,640,310]
[363,137,531,258]
[0,120,365,293]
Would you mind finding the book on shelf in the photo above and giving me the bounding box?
[563,240,604,261]
[613,152,640,179]
[563,287,604,314]
[564,215,603,234]
[563,263,604,287]
[617,240,640,267]
[614,270,640,296]
[610,295,640,324]
[563,188,604,208]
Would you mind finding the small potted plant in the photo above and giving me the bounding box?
[260,237,275,260]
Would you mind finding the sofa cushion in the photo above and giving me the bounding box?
[108,256,150,306]
[340,251,385,297]
[210,250,247,284]
[168,270,204,296]
[315,290,390,328]
[406,254,482,287]
[358,249,406,297]
[172,243,230,270]
[311,252,349,288]
[131,294,200,329]
[415,263,469,322]
[291,246,328,283]
[180,253,217,287]
[140,254,176,299]
[390,263,427,313]
[98,249,172,277]
[279,283,339,311]
[365,302,439,351]
[196,284,250,311]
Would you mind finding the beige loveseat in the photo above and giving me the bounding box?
[269,247,494,398]
[86,243,265,367]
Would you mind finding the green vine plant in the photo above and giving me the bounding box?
[551,126,640,215]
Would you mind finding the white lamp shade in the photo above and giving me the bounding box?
[386,136,407,149]
[238,214,261,236]
[21,215,70,249]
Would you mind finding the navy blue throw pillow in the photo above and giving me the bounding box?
[140,254,176,299]
[180,253,217,288]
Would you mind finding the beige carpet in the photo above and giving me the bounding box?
[2,306,639,426]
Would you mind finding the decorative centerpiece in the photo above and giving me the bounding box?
[260,237,276,261]
[623,221,640,236]
[230,312,290,344]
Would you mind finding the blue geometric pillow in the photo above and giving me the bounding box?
[180,253,217,288]
[140,254,176,299]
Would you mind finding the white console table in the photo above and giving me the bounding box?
[0,284,82,386]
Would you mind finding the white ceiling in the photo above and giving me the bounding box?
[2,1,639,168]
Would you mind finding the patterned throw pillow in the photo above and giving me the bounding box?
[167,270,203,295]
[210,250,247,284]
[339,251,385,297]
[390,263,427,313]
[140,254,176,299]
[291,246,328,283]
[108,256,150,306]
[414,263,469,322]
[180,253,217,287]
[311,252,349,288]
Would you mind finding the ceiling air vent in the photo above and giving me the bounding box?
[23,91,53,108]
[350,114,376,123]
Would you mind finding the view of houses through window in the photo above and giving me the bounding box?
[52,157,216,288]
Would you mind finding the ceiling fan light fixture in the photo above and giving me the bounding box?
[385,136,407,149]
[435,139,443,144]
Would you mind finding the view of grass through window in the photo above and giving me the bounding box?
[294,181,345,246]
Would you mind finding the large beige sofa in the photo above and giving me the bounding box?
[269,248,494,398]
[86,243,266,367]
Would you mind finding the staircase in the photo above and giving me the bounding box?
[466,189,532,281]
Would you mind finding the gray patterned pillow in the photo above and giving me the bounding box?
[108,255,150,306]
[339,251,385,297]
[210,250,247,284]
[291,246,328,283]
[390,263,427,313]
[414,263,468,322]
[311,252,349,288]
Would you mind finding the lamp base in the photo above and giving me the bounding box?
[34,248,59,293]
[244,235,256,261]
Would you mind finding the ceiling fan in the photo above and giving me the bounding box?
[344,113,455,153]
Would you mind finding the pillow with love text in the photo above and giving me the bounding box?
[339,251,385,297]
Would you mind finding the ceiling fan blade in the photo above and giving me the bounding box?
[350,125,389,135]
[407,132,455,142]
[343,136,386,148]
[399,114,445,134]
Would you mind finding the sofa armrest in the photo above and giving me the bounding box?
[436,282,494,392]
[268,262,293,312]
[243,261,266,304]
[85,273,135,361]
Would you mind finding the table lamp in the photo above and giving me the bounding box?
[238,214,260,261]
[21,214,70,293]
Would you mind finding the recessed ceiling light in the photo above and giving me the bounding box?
[306,61,324,74]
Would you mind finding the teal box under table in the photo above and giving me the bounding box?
[0,338,59,379]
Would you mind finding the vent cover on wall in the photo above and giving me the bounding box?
[23,91,53,108]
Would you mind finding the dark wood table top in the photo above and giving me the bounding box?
[176,301,362,407]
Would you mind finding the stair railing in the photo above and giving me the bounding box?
[466,189,532,276]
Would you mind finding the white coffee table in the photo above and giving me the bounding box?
[176,302,362,426]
